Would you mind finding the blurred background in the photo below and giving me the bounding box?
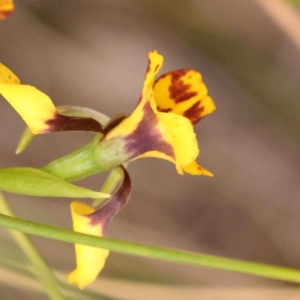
[1,0,300,299]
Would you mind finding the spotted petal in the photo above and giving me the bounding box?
[153,69,216,124]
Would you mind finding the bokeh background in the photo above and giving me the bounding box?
[1,0,300,299]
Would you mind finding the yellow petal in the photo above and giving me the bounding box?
[153,69,216,124]
[0,0,13,20]
[0,83,57,134]
[68,201,109,290]
[0,63,20,84]
[105,51,213,175]
[184,160,213,177]
[143,51,163,93]
[101,51,164,140]
[0,63,57,134]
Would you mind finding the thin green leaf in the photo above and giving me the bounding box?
[0,168,110,198]
[92,168,122,207]
[0,192,66,300]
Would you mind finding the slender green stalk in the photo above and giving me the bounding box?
[0,193,66,300]
[42,136,128,182]
[0,211,299,284]
[92,167,123,207]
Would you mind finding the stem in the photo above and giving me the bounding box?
[0,212,299,284]
[0,193,66,300]
[92,168,123,207]
[41,139,102,182]
[42,137,128,182]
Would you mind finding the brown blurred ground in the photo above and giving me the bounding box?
[0,0,300,299]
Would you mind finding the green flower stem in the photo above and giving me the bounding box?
[0,212,299,284]
[92,168,121,207]
[92,164,128,208]
[0,193,66,300]
[42,136,128,182]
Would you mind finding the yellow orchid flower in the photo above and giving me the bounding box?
[65,52,215,288]
[11,51,215,180]
[0,0,13,20]
[105,51,216,176]
[0,63,103,134]
[68,167,131,290]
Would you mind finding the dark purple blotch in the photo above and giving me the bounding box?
[46,113,103,133]
[88,166,131,234]
[124,101,174,160]
[183,101,205,125]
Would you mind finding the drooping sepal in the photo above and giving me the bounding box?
[68,202,109,290]
[68,166,131,289]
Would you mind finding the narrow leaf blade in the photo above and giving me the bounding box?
[0,168,110,198]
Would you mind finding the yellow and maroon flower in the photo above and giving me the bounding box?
[0,63,102,134]
[104,51,215,176]
[68,166,131,290]
[0,0,13,20]
[2,51,216,288]
[5,51,215,178]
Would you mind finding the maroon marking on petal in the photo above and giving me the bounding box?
[154,64,159,72]
[124,100,174,160]
[183,101,205,125]
[88,166,131,233]
[157,106,172,113]
[0,10,12,19]
[171,69,188,80]
[46,113,103,133]
[169,69,198,104]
